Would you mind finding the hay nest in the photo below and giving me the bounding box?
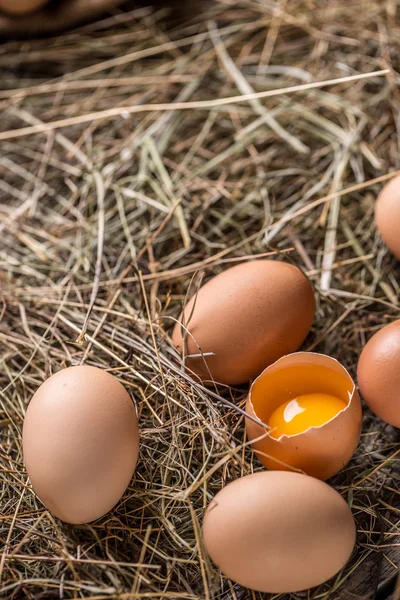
[0,1,399,599]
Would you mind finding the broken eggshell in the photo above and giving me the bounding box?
[245,352,362,480]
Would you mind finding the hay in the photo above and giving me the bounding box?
[0,1,399,598]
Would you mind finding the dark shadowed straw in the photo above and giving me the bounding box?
[374,570,399,600]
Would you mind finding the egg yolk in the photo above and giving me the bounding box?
[267,393,346,439]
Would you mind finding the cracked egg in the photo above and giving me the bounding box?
[246,352,362,480]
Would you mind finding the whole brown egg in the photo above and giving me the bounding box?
[357,320,400,427]
[203,471,356,594]
[23,366,140,524]
[375,175,400,260]
[172,260,315,385]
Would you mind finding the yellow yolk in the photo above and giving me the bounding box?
[268,393,347,439]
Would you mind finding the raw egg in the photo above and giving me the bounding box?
[202,471,356,594]
[246,353,361,480]
[23,366,139,524]
[375,175,400,260]
[0,0,48,15]
[172,260,315,385]
[357,320,400,427]
[267,393,347,439]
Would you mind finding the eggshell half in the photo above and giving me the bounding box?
[203,471,356,593]
[357,320,400,427]
[375,175,400,260]
[23,366,139,524]
[172,260,315,385]
[246,353,362,480]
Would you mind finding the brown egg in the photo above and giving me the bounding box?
[246,353,361,480]
[172,260,315,385]
[357,320,400,427]
[203,471,356,594]
[23,366,139,524]
[0,0,48,15]
[375,175,400,260]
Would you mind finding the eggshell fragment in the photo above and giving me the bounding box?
[357,320,400,427]
[23,366,139,524]
[0,0,48,16]
[375,175,400,260]
[246,353,361,480]
[203,471,356,594]
[172,260,315,385]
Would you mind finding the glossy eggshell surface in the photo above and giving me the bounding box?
[0,0,48,15]
[202,471,356,594]
[357,320,400,427]
[23,366,139,524]
[172,260,315,385]
[246,353,362,480]
[375,175,400,259]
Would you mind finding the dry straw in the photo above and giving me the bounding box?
[0,1,399,599]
